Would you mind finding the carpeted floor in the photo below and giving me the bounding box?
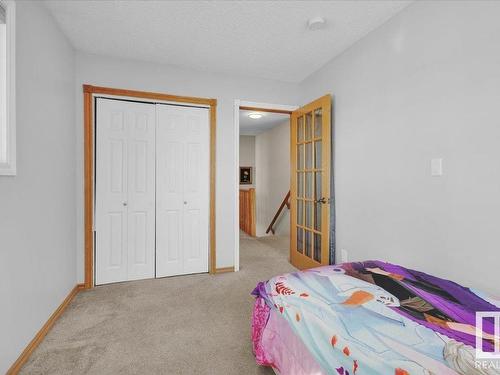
[20,234,295,374]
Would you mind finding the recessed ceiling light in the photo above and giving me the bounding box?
[307,17,326,31]
[248,112,263,119]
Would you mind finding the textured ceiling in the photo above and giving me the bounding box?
[44,0,412,83]
[240,110,289,135]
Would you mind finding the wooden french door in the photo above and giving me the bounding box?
[290,95,332,269]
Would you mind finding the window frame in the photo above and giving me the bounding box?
[0,0,15,176]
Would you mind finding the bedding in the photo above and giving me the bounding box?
[251,261,500,375]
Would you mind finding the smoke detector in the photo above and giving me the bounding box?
[307,17,326,31]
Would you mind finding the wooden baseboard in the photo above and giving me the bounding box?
[215,266,235,274]
[7,283,85,375]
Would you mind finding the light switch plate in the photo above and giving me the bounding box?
[431,158,443,176]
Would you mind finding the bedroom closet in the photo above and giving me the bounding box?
[94,97,210,285]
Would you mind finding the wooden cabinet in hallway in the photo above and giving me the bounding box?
[239,188,256,236]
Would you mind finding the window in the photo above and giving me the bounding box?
[0,0,15,175]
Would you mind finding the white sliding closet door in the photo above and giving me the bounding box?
[95,98,156,285]
[156,105,210,277]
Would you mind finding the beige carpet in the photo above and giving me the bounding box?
[20,235,295,374]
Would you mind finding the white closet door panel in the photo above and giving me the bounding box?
[127,107,156,281]
[95,98,155,285]
[156,105,209,277]
[156,208,183,276]
[183,111,209,274]
[156,109,184,276]
[183,208,205,273]
[96,100,128,285]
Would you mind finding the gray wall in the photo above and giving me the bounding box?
[0,2,75,372]
[255,121,290,237]
[75,52,299,279]
[239,135,256,188]
[300,1,500,293]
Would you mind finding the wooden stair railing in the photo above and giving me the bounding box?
[239,188,256,236]
[266,190,291,235]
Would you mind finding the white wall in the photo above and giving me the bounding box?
[239,135,255,188]
[75,52,299,279]
[0,2,76,372]
[255,120,290,237]
[300,1,500,293]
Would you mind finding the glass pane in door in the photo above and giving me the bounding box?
[297,172,304,197]
[314,202,321,231]
[314,173,322,200]
[313,233,321,262]
[297,199,303,225]
[305,201,312,228]
[297,228,304,254]
[305,230,312,257]
[314,141,322,169]
[298,116,304,142]
[305,172,312,199]
[305,143,312,169]
[314,109,322,138]
[298,144,304,170]
[305,112,312,141]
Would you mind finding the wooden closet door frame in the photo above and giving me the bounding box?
[83,85,217,289]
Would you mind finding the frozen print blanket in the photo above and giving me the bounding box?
[252,261,500,375]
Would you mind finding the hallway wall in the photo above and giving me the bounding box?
[239,135,255,188]
[255,120,290,237]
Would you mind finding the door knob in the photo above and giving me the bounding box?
[183,201,187,205]
[122,201,128,207]
[315,197,330,204]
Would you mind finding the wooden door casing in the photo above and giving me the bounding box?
[83,85,217,289]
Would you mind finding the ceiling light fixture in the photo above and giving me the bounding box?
[248,112,263,119]
[307,17,326,31]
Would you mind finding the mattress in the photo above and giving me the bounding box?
[251,261,500,375]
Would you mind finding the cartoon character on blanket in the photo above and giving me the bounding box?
[252,261,500,375]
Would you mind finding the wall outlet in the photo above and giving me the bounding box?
[340,249,348,263]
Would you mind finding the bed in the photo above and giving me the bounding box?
[251,261,500,375]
